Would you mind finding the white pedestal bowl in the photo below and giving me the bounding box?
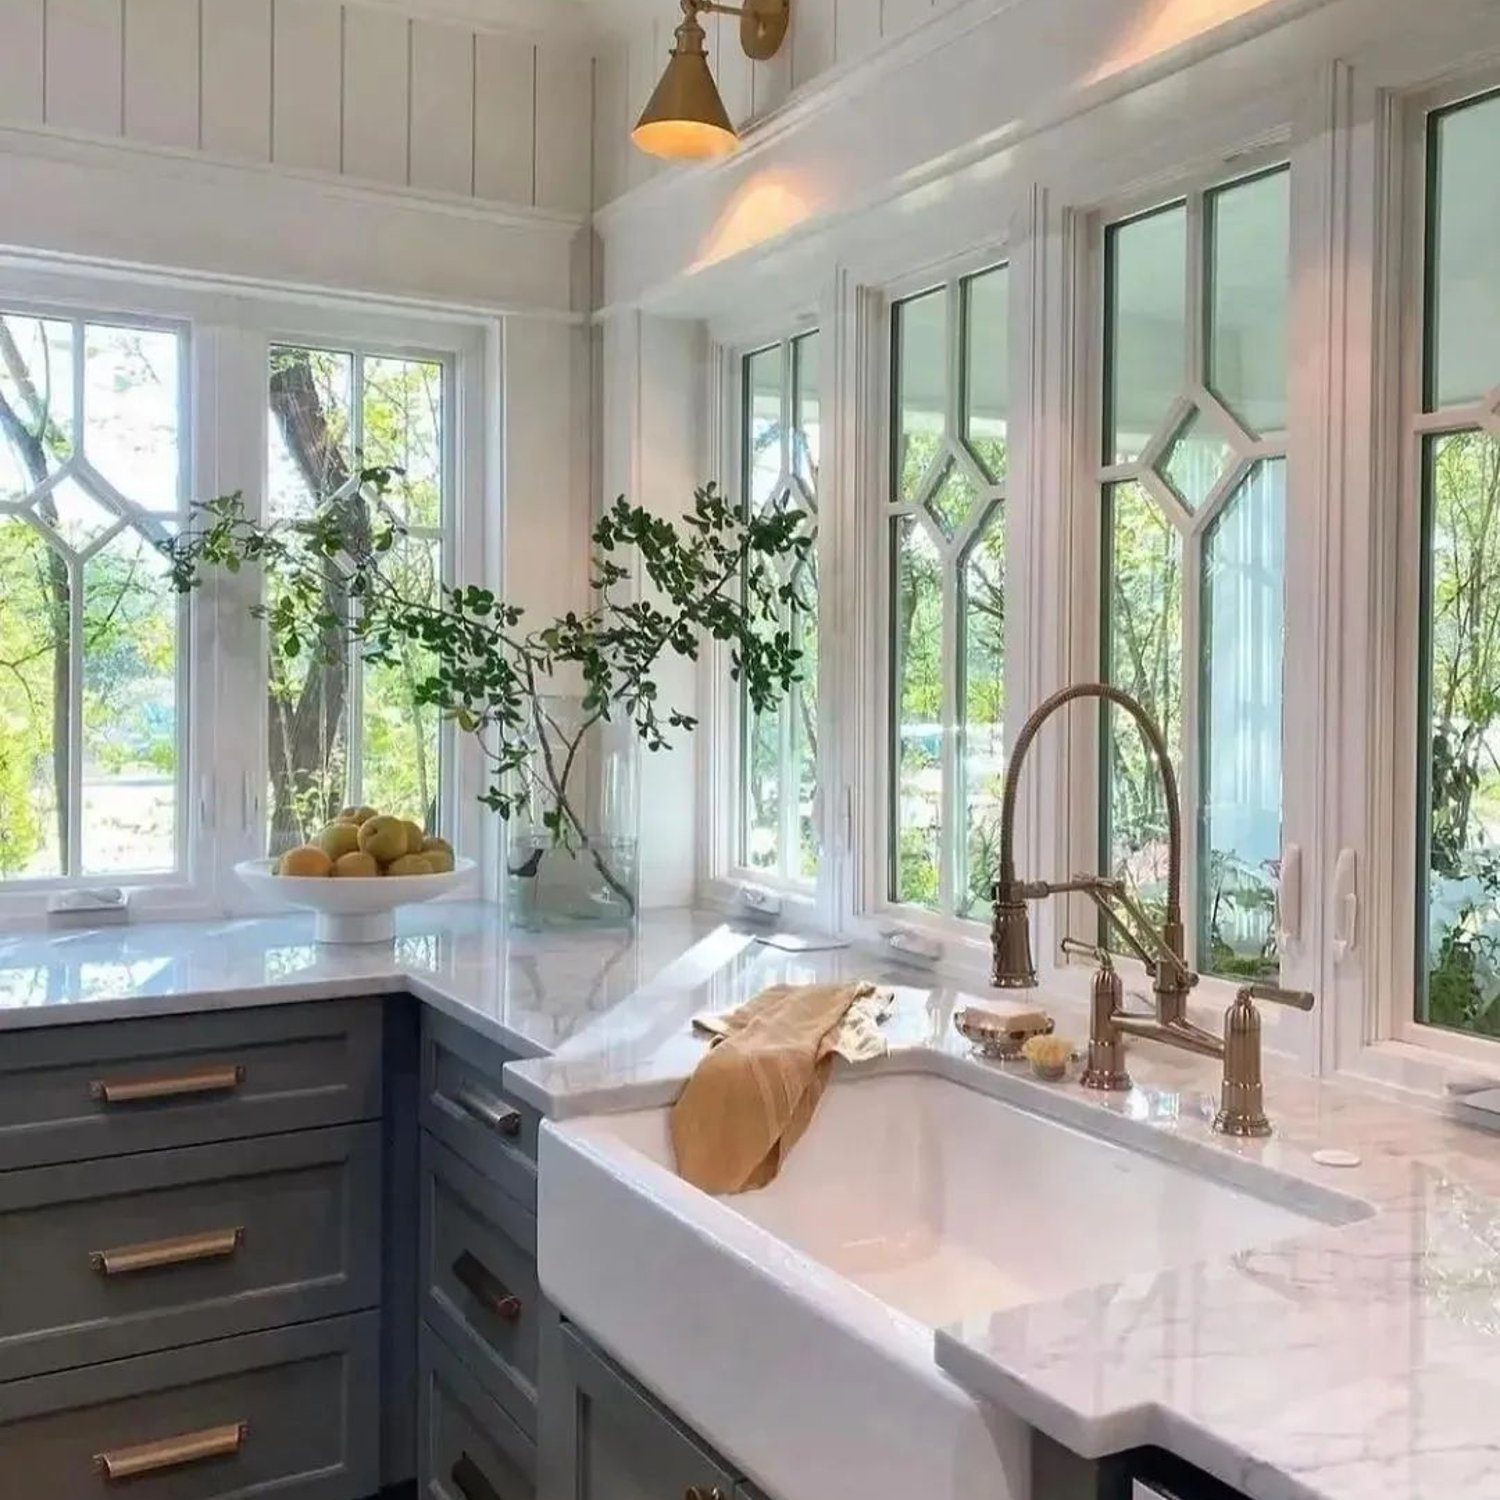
[234,857,477,943]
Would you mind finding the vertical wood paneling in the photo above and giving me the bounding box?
[753,41,791,118]
[409,18,472,196]
[591,43,626,208]
[473,28,533,204]
[272,0,342,173]
[124,0,200,148]
[715,12,752,127]
[342,5,409,185]
[790,0,835,91]
[45,0,124,137]
[881,0,934,39]
[624,19,660,193]
[534,43,590,215]
[201,0,271,161]
[0,0,45,125]
[834,0,881,62]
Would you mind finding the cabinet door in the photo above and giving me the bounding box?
[540,1323,738,1500]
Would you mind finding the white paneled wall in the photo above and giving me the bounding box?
[0,0,596,214]
[594,0,955,206]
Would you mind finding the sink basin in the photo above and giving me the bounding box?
[588,1070,1326,1327]
[540,1064,1356,1500]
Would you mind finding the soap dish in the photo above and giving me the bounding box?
[954,1007,1054,1060]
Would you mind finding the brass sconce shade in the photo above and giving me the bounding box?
[632,0,791,162]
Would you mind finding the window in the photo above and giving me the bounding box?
[1415,88,1500,1041]
[888,264,1008,919]
[265,344,450,856]
[739,331,820,883]
[1096,168,1289,981]
[0,310,185,881]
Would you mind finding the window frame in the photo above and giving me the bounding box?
[1387,72,1500,1066]
[0,259,495,923]
[1059,145,1301,1017]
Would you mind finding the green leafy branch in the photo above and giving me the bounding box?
[160,471,811,911]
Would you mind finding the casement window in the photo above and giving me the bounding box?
[887,264,1008,920]
[0,310,187,882]
[739,331,820,884]
[0,269,485,911]
[1095,167,1290,981]
[1410,86,1500,1044]
[265,343,452,856]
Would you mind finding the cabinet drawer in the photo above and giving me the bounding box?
[420,1010,538,1208]
[420,1134,538,1434]
[0,1001,383,1171]
[0,1123,382,1381]
[420,1324,535,1500]
[546,1324,739,1500]
[0,1312,380,1499]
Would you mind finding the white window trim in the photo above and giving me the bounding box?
[0,258,498,925]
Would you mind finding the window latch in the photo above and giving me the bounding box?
[1332,847,1358,961]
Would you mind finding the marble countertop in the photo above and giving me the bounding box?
[515,943,1500,1500]
[0,901,739,1057]
[2,907,1497,1500]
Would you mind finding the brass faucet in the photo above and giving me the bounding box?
[991,682,1314,1137]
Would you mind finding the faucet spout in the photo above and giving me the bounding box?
[991,682,1187,1019]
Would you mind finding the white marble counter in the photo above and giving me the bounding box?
[2,909,1497,1500]
[514,948,1500,1500]
[0,902,735,1058]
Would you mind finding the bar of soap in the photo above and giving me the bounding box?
[958,998,1051,1032]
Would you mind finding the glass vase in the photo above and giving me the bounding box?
[506,697,640,930]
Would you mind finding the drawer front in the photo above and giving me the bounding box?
[0,1123,383,1382]
[546,1324,739,1500]
[420,1010,538,1207]
[0,1001,383,1171]
[420,1324,535,1500]
[420,1134,539,1433]
[0,1312,381,1499]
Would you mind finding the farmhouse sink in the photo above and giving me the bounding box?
[540,1066,1358,1500]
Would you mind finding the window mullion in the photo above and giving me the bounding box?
[66,553,85,877]
[346,352,366,807]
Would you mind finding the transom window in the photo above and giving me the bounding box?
[739,332,820,882]
[1415,87,1500,1041]
[265,344,450,855]
[888,264,1008,919]
[1097,166,1290,980]
[0,311,185,880]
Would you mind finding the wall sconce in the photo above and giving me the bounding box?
[632,0,791,161]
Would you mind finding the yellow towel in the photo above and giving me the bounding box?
[671,981,879,1195]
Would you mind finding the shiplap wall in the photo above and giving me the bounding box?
[0,0,594,214]
[593,0,962,205]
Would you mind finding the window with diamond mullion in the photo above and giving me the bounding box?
[1415,87,1500,1040]
[0,310,186,881]
[888,265,1009,919]
[1098,167,1289,980]
[739,332,820,883]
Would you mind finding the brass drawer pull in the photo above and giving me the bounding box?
[91,1226,245,1276]
[451,1451,502,1500]
[94,1419,247,1481]
[450,1084,522,1138]
[685,1488,725,1500]
[90,1064,246,1104]
[452,1250,522,1322]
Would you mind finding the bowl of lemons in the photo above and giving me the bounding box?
[235,806,475,943]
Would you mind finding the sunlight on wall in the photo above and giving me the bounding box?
[1088,0,1288,82]
[689,173,818,274]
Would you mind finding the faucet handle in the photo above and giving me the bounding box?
[1238,982,1315,1012]
[1060,936,1114,971]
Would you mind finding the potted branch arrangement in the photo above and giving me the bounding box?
[161,470,810,929]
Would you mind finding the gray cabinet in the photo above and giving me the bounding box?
[539,1323,740,1500]
[0,1000,383,1170]
[0,1000,388,1499]
[419,1323,535,1500]
[0,1122,382,1380]
[0,1311,381,1498]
